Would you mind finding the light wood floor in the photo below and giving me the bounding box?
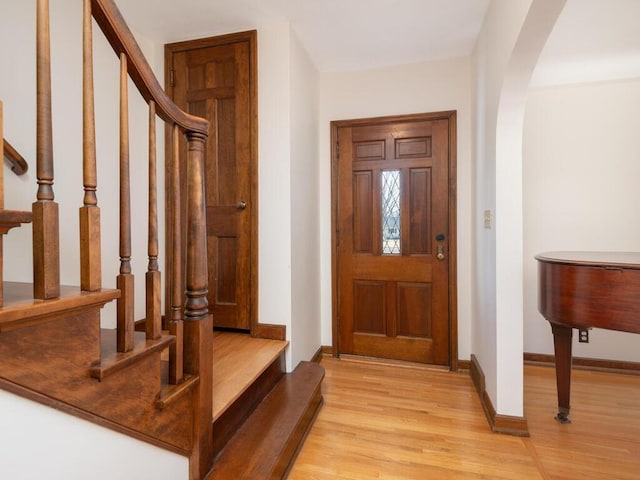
[289,357,640,479]
[212,331,287,420]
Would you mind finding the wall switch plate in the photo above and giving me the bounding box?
[483,210,493,229]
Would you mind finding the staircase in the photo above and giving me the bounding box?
[0,1,322,479]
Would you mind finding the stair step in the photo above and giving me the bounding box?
[0,282,119,332]
[156,372,199,410]
[0,209,32,234]
[212,349,285,458]
[209,361,324,480]
[89,329,175,381]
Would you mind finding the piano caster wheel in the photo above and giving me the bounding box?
[555,411,571,424]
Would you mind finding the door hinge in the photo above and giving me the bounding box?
[169,69,175,87]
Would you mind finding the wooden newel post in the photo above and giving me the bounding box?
[183,131,213,480]
[184,131,209,322]
[33,0,60,300]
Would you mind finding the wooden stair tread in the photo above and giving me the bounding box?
[212,331,288,420]
[212,345,286,458]
[0,208,32,224]
[210,361,324,480]
[0,282,119,330]
[89,329,174,381]
[0,209,31,234]
[156,371,199,410]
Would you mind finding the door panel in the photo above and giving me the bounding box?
[167,32,256,330]
[336,116,453,365]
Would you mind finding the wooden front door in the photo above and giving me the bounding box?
[333,113,456,365]
[166,31,257,331]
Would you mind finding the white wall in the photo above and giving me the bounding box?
[471,0,564,417]
[318,57,473,360]
[257,23,293,367]
[289,31,321,367]
[523,79,640,362]
[0,389,188,480]
[258,23,322,369]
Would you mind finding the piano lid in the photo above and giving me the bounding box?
[535,251,640,270]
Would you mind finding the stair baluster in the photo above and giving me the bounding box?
[80,0,102,292]
[169,124,184,384]
[116,52,134,353]
[33,0,60,300]
[146,101,162,341]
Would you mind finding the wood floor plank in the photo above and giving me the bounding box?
[289,357,640,480]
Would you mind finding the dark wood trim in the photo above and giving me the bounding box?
[447,112,458,371]
[310,347,323,363]
[254,323,286,341]
[457,359,471,371]
[330,124,340,358]
[330,111,459,367]
[249,32,260,340]
[524,352,640,376]
[470,354,485,397]
[321,345,333,356]
[164,30,260,336]
[470,354,529,437]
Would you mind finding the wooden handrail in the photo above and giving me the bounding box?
[90,0,208,135]
[2,139,29,176]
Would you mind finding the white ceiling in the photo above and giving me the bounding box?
[116,0,640,83]
[116,0,490,73]
[531,0,640,86]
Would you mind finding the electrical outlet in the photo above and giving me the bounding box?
[578,329,589,343]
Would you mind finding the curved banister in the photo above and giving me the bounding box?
[3,139,29,175]
[90,0,209,135]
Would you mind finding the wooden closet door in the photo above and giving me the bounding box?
[167,32,256,330]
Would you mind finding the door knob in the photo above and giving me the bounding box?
[236,200,247,210]
[436,245,445,261]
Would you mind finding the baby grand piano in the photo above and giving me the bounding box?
[536,251,640,423]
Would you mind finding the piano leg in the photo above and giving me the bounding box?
[551,322,573,424]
